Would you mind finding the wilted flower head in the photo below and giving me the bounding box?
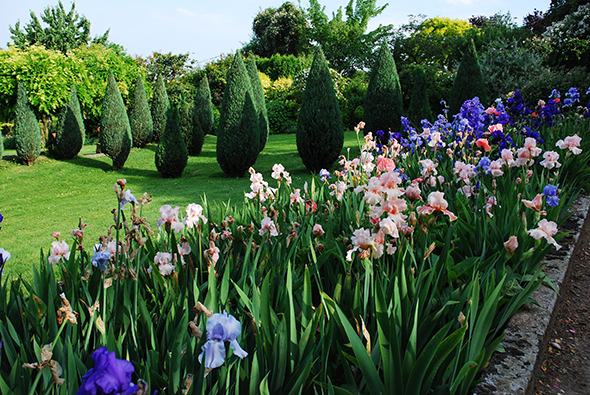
[76,347,136,395]
[313,224,325,237]
[198,311,248,370]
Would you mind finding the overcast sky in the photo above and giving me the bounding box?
[1,0,550,63]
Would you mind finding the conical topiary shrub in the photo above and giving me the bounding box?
[247,57,269,152]
[364,43,404,140]
[0,131,4,159]
[151,75,170,143]
[49,85,85,159]
[128,76,153,148]
[14,82,42,166]
[188,101,205,156]
[99,70,133,171]
[449,39,488,115]
[296,46,344,174]
[194,76,215,136]
[408,66,433,126]
[156,105,188,178]
[216,51,260,178]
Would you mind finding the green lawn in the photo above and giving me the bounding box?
[0,132,360,276]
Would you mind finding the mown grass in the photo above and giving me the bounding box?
[1,131,361,276]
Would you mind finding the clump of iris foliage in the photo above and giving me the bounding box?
[1,88,590,395]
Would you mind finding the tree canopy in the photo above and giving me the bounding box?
[8,1,109,54]
[245,2,309,58]
[307,0,394,75]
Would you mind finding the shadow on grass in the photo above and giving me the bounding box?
[67,155,112,171]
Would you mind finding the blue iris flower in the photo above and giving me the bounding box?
[319,169,331,182]
[198,311,248,370]
[91,250,111,271]
[543,184,560,207]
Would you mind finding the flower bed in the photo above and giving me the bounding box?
[1,89,590,394]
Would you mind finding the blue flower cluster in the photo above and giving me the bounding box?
[543,184,560,207]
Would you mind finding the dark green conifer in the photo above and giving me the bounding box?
[408,66,433,126]
[14,82,42,166]
[128,76,153,148]
[49,85,85,159]
[247,57,269,152]
[364,43,404,138]
[187,100,204,156]
[449,39,488,115]
[296,46,344,173]
[156,106,188,178]
[194,76,215,135]
[0,132,4,159]
[216,51,260,178]
[99,70,133,171]
[150,75,170,142]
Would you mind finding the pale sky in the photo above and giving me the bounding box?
[1,0,550,63]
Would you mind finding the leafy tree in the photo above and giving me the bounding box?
[48,85,84,159]
[150,75,170,142]
[216,52,259,178]
[0,44,147,140]
[193,76,215,136]
[247,58,270,152]
[363,43,403,137]
[255,53,309,80]
[543,3,590,68]
[9,1,109,54]
[99,70,132,171]
[138,52,194,84]
[296,46,343,173]
[128,76,153,148]
[306,0,394,75]
[408,66,433,126]
[14,82,42,166]
[392,15,473,71]
[156,106,188,178]
[449,40,488,114]
[245,2,310,57]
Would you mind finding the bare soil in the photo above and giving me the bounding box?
[532,208,590,395]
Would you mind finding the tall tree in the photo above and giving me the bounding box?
[128,76,153,148]
[363,43,404,137]
[407,66,433,126]
[307,0,393,75]
[9,1,109,54]
[245,2,310,57]
[296,46,344,173]
[150,75,170,142]
[247,58,270,152]
[156,106,188,178]
[14,82,42,166]
[193,76,215,136]
[99,70,132,171]
[49,84,85,159]
[449,40,488,114]
[216,52,259,178]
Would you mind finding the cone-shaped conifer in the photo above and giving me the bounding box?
[99,70,133,171]
[156,106,188,178]
[49,85,85,159]
[296,46,344,173]
[178,96,200,155]
[449,40,488,115]
[151,75,169,142]
[247,57,269,152]
[0,132,4,159]
[14,82,42,166]
[188,103,205,156]
[216,51,259,178]
[364,43,404,139]
[128,76,153,148]
[408,66,433,126]
[194,76,215,136]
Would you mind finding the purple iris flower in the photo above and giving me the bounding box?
[198,311,248,369]
[77,347,137,395]
[319,169,331,182]
[120,190,138,211]
[543,184,560,207]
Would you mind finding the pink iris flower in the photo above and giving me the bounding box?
[417,191,458,221]
[556,134,582,155]
[49,240,70,265]
[528,219,561,250]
